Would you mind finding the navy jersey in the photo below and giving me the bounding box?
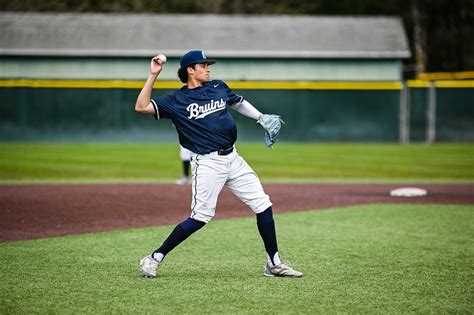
[151,80,244,154]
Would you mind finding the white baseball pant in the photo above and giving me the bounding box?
[189,148,272,223]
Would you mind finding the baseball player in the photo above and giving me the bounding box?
[175,145,192,185]
[135,50,303,278]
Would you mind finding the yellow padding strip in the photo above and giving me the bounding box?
[228,81,402,90]
[0,79,182,89]
[1,79,472,89]
[417,71,474,80]
[0,79,403,90]
[407,80,431,88]
[435,80,474,88]
[407,80,474,88]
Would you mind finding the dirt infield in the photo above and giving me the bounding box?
[1,183,473,243]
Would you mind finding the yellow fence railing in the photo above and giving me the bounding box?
[417,71,474,81]
[0,79,473,90]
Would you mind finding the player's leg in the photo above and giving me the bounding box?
[256,206,280,265]
[176,146,192,185]
[225,153,277,260]
[225,159,278,264]
[157,154,227,257]
[189,154,228,222]
[226,152,303,277]
[183,160,190,177]
[151,217,206,262]
[140,217,205,278]
[140,153,228,277]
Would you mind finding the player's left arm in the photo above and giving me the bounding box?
[232,100,284,148]
[225,82,283,147]
[231,99,262,120]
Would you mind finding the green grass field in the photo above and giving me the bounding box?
[1,204,472,313]
[1,142,473,183]
[1,142,473,313]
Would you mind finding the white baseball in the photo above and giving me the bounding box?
[157,54,167,64]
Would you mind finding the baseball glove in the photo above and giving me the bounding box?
[257,114,285,148]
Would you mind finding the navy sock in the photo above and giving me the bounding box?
[153,218,205,260]
[256,207,279,265]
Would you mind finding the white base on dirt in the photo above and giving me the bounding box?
[390,187,427,197]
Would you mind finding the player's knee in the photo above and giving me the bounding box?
[190,211,214,224]
[250,197,273,215]
[180,217,206,233]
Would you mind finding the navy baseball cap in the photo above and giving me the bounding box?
[180,50,216,68]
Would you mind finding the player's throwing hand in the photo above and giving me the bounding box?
[150,54,166,75]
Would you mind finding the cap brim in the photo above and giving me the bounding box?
[193,59,216,65]
[182,59,217,68]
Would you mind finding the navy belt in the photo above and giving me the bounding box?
[217,147,234,156]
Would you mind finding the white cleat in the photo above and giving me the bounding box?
[175,176,191,185]
[264,261,303,278]
[140,255,160,278]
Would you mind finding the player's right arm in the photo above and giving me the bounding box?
[135,56,164,115]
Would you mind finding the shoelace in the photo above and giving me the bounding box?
[150,258,159,269]
[268,261,292,270]
[274,261,301,274]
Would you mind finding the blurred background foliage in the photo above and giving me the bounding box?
[0,0,473,75]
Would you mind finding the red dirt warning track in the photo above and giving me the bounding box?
[1,183,473,243]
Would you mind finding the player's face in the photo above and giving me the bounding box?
[193,63,211,82]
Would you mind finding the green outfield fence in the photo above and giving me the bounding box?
[0,80,473,142]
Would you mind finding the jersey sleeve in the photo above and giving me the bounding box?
[222,81,244,106]
[152,95,175,120]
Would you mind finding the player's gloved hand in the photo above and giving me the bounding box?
[257,114,285,148]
